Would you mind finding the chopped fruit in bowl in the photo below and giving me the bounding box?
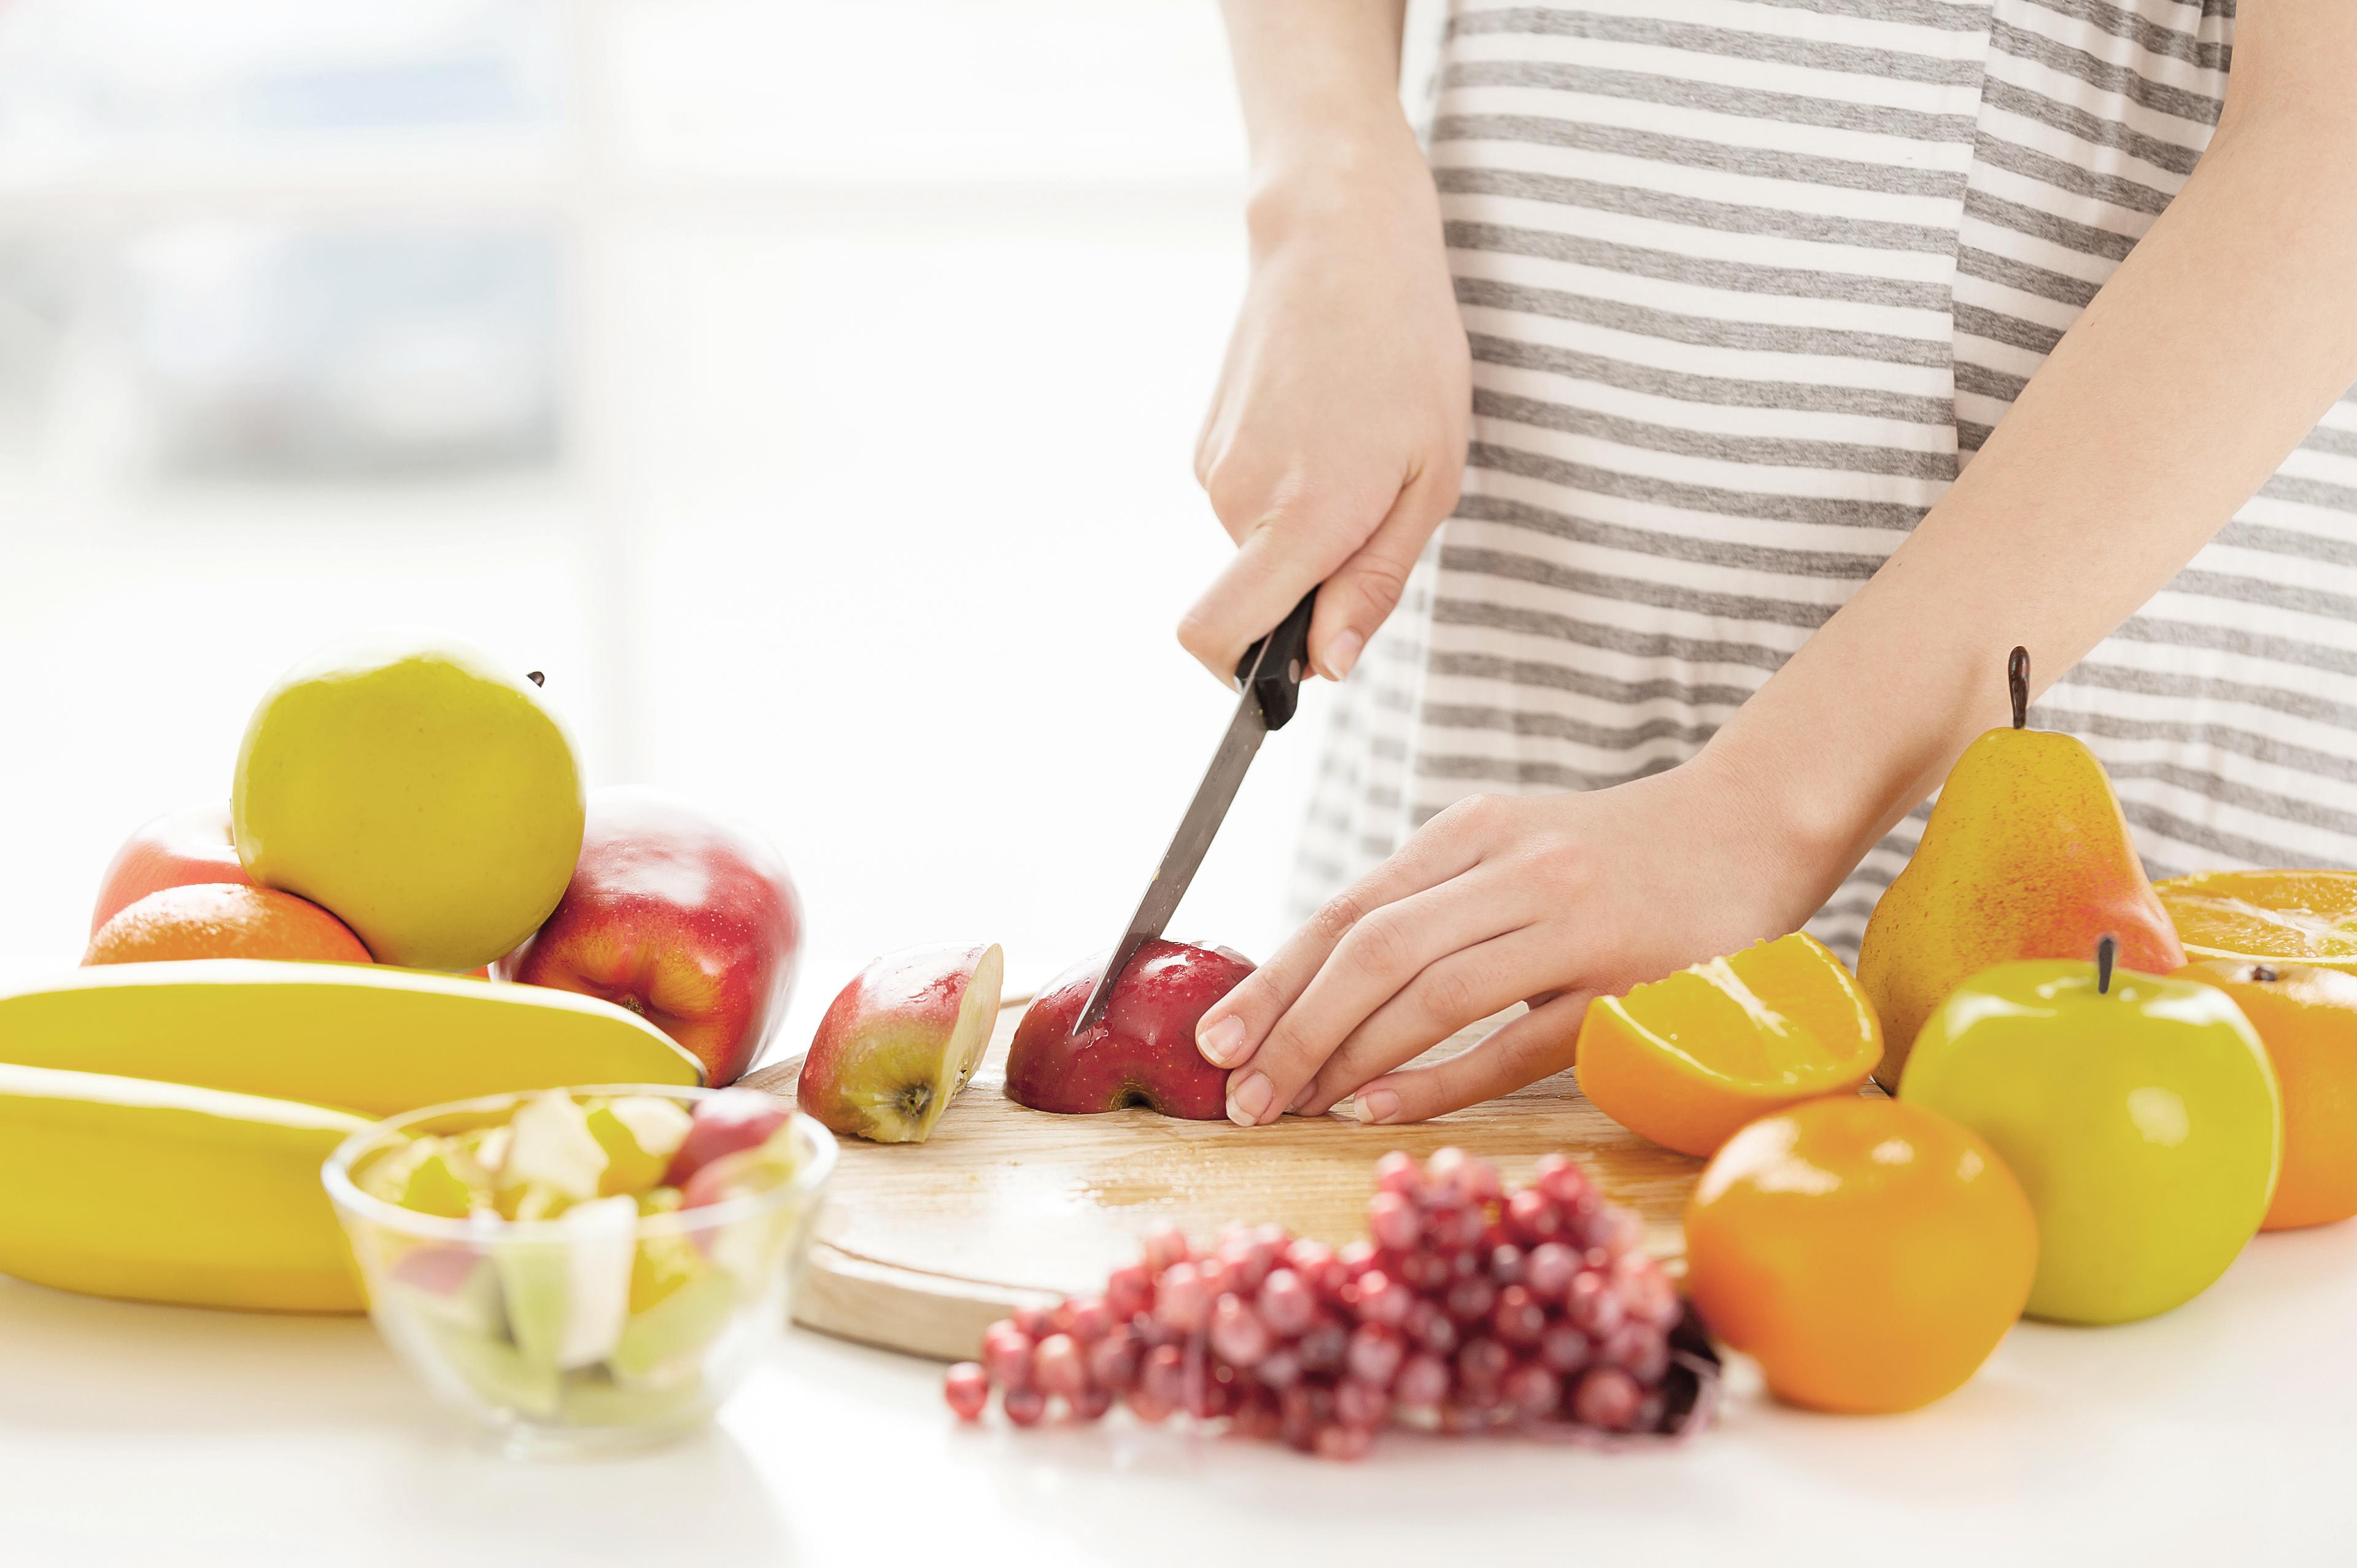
[1575,933,1883,1157]
[323,1084,835,1454]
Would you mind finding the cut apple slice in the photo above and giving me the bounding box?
[797,943,1004,1143]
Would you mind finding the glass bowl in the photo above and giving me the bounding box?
[323,1084,836,1456]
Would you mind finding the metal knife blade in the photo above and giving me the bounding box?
[1072,590,1318,1038]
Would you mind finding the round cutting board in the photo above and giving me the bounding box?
[741,1001,1704,1362]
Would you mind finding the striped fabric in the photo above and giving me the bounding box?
[1298,0,2357,959]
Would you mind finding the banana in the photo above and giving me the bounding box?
[0,960,702,1116]
[0,1062,370,1313]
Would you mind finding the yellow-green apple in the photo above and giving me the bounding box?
[1005,940,1252,1118]
[233,628,584,971]
[796,944,1005,1143]
[500,787,802,1086]
[1900,938,2282,1324]
[90,805,250,935]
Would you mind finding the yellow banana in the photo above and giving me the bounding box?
[0,960,701,1116]
[0,1062,369,1313]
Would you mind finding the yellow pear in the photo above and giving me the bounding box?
[1857,647,2185,1087]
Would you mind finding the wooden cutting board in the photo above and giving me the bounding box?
[741,1001,1705,1362]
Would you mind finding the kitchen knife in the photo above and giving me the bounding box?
[1070,589,1318,1038]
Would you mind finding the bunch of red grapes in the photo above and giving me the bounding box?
[942,1147,1718,1459]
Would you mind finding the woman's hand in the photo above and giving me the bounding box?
[1182,129,1470,684]
[1193,748,1840,1127]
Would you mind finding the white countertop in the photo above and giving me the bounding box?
[6,1216,2352,1567]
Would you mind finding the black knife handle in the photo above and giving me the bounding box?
[1235,589,1318,732]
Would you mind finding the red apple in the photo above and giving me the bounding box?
[91,805,250,935]
[1004,940,1253,1118]
[665,1086,794,1189]
[500,786,801,1086]
[797,944,1005,1143]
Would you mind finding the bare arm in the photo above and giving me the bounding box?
[1185,1,1468,682]
[1196,0,2357,1126]
[1719,0,2357,905]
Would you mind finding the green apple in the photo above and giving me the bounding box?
[1900,941,2281,1324]
[233,628,584,971]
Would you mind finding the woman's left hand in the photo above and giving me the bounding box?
[1193,748,1834,1127]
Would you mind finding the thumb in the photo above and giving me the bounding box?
[1307,468,1454,681]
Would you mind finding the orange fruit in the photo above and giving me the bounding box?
[83,883,373,967]
[1684,1097,2037,1414]
[2156,870,2357,970]
[1575,932,1881,1157]
[2176,959,2357,1230]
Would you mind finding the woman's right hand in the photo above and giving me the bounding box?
[1183,128,1471,686]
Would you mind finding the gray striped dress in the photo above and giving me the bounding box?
[1298,0,2357,959]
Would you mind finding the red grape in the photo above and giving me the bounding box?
[1504,1361,1562,1419]
[1339,1240,1379,1280]
[1210,1295,1274,1368]
[1525,1241,1578,1300]
[1395,1351,1451,1410]
[1374,1150,1420,1195]
[1407,1297,1459,1356]
[980,1322,1033,1390]
[1256,1346,1304,1389]
[1142,1224,1190,1273]
[1105,1261,1154,1320]
[1565,1270,1626,1338]
[1488,1242,1527,1284]
[1155,1262,1212,1334]
[1002,1386,1047,1426]
[1127,1385,1176,1424]
[1493,1284,1547,1346]
[1256,1267,1316,1337]
[1457,1336,1510,1397]
[943,1362,989,1421]
[1347,1323,1406,1387]
[1070,1385,1113,1421]
[1087,1327,1141,1391]
[1334,1377,1391,1431]
[1506,1187,1563,1245]
[1570,1366,1643,1432]
[1298,1319,1349,1374]
[1400,1248,1452,1292]
[1012,1305,1055,1339]
[1140,1344,1186,1408]
[1033,1334,1088,1400]
[1539,1321,1593,1375]
[1315,1423,1374,1462]
[1064,1294,1112,1343]
[1600,1321,1669,1383]
[1446,1275,1497,1326]
[1369,1189,1420,1251]
[1355,1270,1415,1329]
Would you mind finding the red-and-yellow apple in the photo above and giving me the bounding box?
[500,786,801,1086]
[664,1086,792,1188]
[1005,940,1253,1118]
[796,944,1005,1143]
[90,805,250,935]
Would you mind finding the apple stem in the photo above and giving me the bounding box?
[2008,646,2029,730]
[2097,933,2118,995]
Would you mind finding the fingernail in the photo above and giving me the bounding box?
[1287,1081,1317,1113]
[1320,630,1364,682]
[1197,1013,1246,1067]
[1351,1087,1399,1124]
[1228,1072,1274,1127]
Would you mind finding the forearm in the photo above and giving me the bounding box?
[1216,0,1417,238]
[1711,78,2357,910]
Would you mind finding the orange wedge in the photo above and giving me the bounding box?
[1576,933,1883,1157]
[2157,870,2357,971]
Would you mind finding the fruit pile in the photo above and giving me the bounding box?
[942,1148,1716,1459]
[346,1086,814,1432]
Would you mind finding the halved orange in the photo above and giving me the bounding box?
[1576,932,1882,1157]
[2157,870,2357,971]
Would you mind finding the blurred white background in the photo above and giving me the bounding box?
[0,0,1442,1034]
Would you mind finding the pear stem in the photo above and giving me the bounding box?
[2097,933,2118,995]
[2253,964,2279,983]
[2008,646,2029,730]
[527,671,546,687]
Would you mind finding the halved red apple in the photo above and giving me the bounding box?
[1004,940,1252,1119]
[796,944,1004,1143]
